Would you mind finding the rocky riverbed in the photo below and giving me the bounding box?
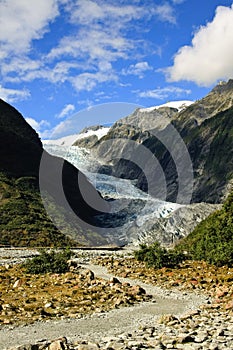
[0,248,232,350]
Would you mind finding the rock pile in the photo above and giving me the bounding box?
[2,252,233,350]
[94,257,233,311]
[6,307,233,349]
[0,262,151,326]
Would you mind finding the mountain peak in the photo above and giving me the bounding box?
[211,79,233,93]
[176,79,233,125]
[139,100,194,113]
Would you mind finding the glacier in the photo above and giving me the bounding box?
[43,143,182,245]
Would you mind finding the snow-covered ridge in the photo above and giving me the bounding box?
[139,100,194,113]
[43,126,110,147]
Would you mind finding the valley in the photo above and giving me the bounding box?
[0,80,233,350]
[0,248,232,349]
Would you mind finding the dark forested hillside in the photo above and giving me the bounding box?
[0,99,42,177]
[0,99,109,247]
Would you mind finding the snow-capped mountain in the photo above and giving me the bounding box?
[139,100,194,113]
[43,126,110,147]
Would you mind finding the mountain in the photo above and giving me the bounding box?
[1,79,232,248]
[0,99,42,177]
[0,99,109,247]
[138,100,194,113]
[43,125,110,148]
[92,80,233,204]
[130,201,220,246]
[72,125,110,148]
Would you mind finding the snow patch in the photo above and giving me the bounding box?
[43,127,110,147]
[139,100,194,113]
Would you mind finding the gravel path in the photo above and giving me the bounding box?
[0,262,207,349]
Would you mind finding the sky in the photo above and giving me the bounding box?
[1,0,233,139]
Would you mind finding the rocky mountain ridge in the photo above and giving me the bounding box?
[1,77,232,247]
[92,79,233,205]
[129,202,221,246]
[177,79,233,125]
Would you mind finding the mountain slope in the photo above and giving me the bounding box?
[176,191,233,266]
[0,173,77,247]
[92,80,233,204]
[0,99,42,177]
[0,99,109,247]
[177,106,233,202]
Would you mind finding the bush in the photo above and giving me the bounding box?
[24,248,73,274]
[134,242,185,268]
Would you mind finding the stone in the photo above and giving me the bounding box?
[130,285,146,295]
[216,287,229,298]
[225,299,233,310]
[177,333,195,344]
[8,345,39,350]
[109,276,121,284]
[44,302,53,309]
[194,332,208,343]
[47,339,66,350]
[13,279,24,288]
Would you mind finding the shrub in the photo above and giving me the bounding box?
[24,248,73,274]
[134,242,185,268]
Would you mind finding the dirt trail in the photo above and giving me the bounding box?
[0,263,206,349]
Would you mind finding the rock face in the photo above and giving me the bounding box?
[72,125,110,148]
[73,134,98,148]
[176,79,233,124]
[129,202,221,246]
[0,99,109,246]
[92,80,233,204]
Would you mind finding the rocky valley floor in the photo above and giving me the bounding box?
[0,248,232,350]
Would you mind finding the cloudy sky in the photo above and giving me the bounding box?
[1,0,233,138]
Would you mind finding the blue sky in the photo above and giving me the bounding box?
[1,0,233,138]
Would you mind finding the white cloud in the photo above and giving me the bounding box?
[57,104,75,118]
[45,1,177,91]
[0,1,178,95]
[47,26,134,63]
[70,68,118,92]
[172,0,186,4]
[166,4,233,86]
[137,86,191,99]
[0,0,59,56]
[49,118,74,138]
[122,61,153,78]
[0,57,43,83]
[68,0,143,25]
[0,85,30,102]
[25,117,50,133]
[152,3,176,24]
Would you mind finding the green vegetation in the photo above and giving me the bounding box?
[23,248,73,274]
[176,191,233,267]
[0,172,108,247]
[134,242,185,268]
[135,191,233,268]
[0,173,78,247]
